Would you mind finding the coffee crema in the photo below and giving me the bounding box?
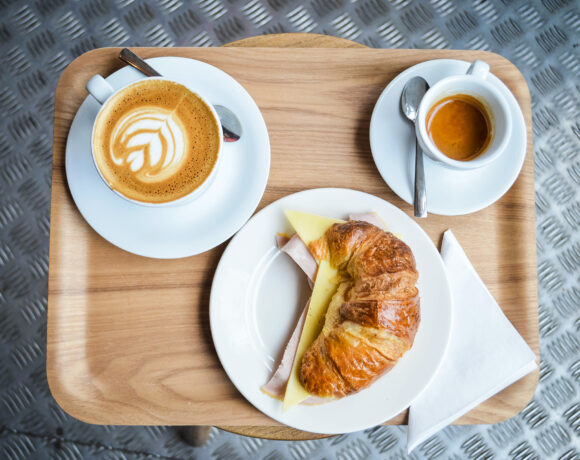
[426,94,492,162]
[92,79,220,204]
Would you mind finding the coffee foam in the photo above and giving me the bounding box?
[93,79,220,204]
[111,106,186,181]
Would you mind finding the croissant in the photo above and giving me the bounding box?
[299,220,420,398]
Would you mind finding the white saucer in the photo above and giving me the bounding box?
[65,57,270,258]
[210,188,452,434]
[369,59,527,216]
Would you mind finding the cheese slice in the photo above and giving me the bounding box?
[282,259,338,410]
[284,210,344,246]
[281,210,344,410]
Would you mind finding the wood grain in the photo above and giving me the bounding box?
[47,34,538,435]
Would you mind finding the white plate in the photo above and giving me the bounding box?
[370,59,527,216]
[210,188,452,434]
[65,56,270,258]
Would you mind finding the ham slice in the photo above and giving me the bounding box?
[278,233,317,286]
[261,234,317,401]
[275,233,290,248]
[349,212,387,230]
[261,299,327,405]
[262,214,386,404]
[261,300,309,400]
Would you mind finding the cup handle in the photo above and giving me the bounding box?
[466,60,490,79]
[86,75,114,104]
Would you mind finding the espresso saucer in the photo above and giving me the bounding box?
[66,57,270,258]
[369,59,527,216]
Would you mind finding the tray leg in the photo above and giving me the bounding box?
[181,426,212,447]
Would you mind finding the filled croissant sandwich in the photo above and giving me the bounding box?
[262,211,421,409]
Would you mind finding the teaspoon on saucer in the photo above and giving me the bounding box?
[118,48,242,143]
[401,76,429,218]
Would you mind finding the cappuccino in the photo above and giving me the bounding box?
[92,79,220,204]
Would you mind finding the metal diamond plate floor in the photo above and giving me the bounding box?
[0,0,579,459]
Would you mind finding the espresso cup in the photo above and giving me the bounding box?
[86,75,223,206]
[415,60,511,170]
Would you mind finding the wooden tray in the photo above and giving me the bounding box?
[48,39,538,428]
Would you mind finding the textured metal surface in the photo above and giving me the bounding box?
[0,0,579,458]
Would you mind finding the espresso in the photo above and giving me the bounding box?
[92,79,220,204]
[426,94,491,161]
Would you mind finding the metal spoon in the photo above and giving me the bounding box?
[401,76,429,218]
[118,48,241,143]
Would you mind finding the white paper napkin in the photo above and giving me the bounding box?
[408,230,538,453]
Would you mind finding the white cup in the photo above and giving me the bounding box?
[86,75,223,207]
[415,60,511,170]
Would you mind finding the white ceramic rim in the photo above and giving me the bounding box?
[416,74,512,170]
[65,55,270,258]
[89,76,224,207]
[209,187,452,434]
[368,58,527,216]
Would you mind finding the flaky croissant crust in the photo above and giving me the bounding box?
[299,221,420,398]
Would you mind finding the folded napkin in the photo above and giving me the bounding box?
[408,230,537,453]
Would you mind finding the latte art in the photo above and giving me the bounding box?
[111,106,186,182]
[92,79,221,204]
